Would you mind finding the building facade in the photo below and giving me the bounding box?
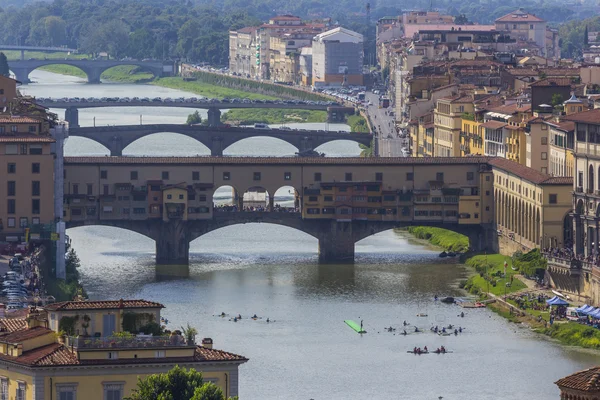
[311,27,364,87]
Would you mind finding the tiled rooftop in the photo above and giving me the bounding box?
[0,135,54,143]
[555,366,600,392]
[0,116,42,124]
[0,326,52,344]
[563,109,600,124]
[480,120,507,129]
[45,299,164,311]
[0,318,27,333]
[529,77,574,87]
[489,158,572,185]
[495,9,545,22]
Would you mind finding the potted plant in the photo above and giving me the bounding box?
[81,314,91,336]
[55,330,67,344]
[181,323,198,345]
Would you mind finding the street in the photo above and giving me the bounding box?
[364,91,409,157]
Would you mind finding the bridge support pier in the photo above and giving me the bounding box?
[211,137,223,156]
[11,68,30,84]
[466,226,497,253]
[317,221,355,262]
[155,220,190,265]
[207,107,221,127]
[87,67,102,84]
[65,107,79,128]
[109,136,124,156]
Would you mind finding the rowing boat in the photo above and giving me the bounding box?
[416,313,428,317]
[432,351,453,354]
[406,351,429,354]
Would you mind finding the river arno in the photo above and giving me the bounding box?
[20,71,600,400]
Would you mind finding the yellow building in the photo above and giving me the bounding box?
[434,95,474,157]
[460,118,483,156]
[409,112,434,156]
[547,120,575,177]
[0,299,247,400]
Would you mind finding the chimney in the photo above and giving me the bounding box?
[202,338,213,349]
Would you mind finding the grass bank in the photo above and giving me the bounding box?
[537,322,600,349]
[463,253,527,296]
[152,77,279,100]
[405,226,469,252]
[36,65,154,83]
[347,114,368,132]
[221,109,327,125]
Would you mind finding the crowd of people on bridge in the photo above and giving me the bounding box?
[543,241,600,267]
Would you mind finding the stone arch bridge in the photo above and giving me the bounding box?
[10,59,172,84]
[66,213,491,264]
[68,124,373,156]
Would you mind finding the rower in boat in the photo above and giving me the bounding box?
[442,327,446,333]
[434,295,438,301]
[447,324,453,329]
[460,312,465,318]
[386,326,395,332]
[414,326,420,333]
[237,314,242,319]
[403,320,408,326]
[454,329,458,336]
[233,317,238,322]
[424,346,428,352]
[441,346,446,353]
[252,314,258,319]
[266,318,270,323]
[402,329,407,336]
[220,312,226,317]
[459,327,462,333]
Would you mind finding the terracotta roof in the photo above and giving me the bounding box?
[0,135,54,143]
[548,121,575,132]
[0,326,52,344]
[506,68,580,77]
[64,156,495,166]
[270,15,302,21]
[555,367,600,392]
[495,10,545,22]
[563,109,600,124]
[529,78,573,87]
[0,318,27,333]
[195,347,248,362]
[45,299,164,311]
[489,158,572,185]
[0,343,78,367]
[481,120,507,129]
[488,103,531,114]
[449,60,502,68]
[0,116,42,124]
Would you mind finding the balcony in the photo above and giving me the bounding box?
[576,187,584,193]
[67,335,195,349]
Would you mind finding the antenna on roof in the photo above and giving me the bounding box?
[366,2,371,23]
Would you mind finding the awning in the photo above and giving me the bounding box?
[576,304,594,314]
[546,296,569,306]
[480,120,507,129]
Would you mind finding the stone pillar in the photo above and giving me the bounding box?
[268,196,274,211]
[155,220,190,265]
[11,68,30,84]
[64,107,79,128]
[87,67,102,84]
[317,221,355,262]
[109,135,124,156]
[207,107,221,127]
[211,137,223,156]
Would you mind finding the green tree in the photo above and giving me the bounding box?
[186,111,202,125]
[454,14,469,24]
[584,25,589,47]
[0,52,10,77]
[125,366,235,400]
[44,16,67,47]
[551,93,564,107]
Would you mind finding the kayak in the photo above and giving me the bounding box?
[433,351,453,354]
[416,313,428,317]
[406,351,429,354]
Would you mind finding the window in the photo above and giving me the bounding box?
[0,377,7,400]
[20,144,27,155]
[579,171,584,187]
[467,172,474,181]
[103,383,123,400]
[375,172,383,181]
[155,350,166,358]
[314,172,322,182]
[485,190,490,196]
[253,172,261,181]
[486,176,490,182]
[192,171,200,181]
[6,218,14,227]
[11,125,17,133]
[308,196,318,202]
[178,194,184,200]
[7,199,15,214]
[103,185,109,195]
[32,217,40,225]
[29,144,42,155]
[345,173,352,181]
[87,184,93,196]
[529,24,534,29]
[324,196,333,201]
[7,163,15,173]
[107,352,118,359]
[130,171,138,180]
[549,194,557,204]
[5,144,17,155]
[16,382,25,400]
[133,208,146,214]
[474,213,479,218]
[28,125,36,133]
[223,172,230,180]
[32,163,40,174]
[436,172,444,181]
[167,194,172,199]
[7,181,15,196]
[284,172,291,181]
[72,184,79,195]
[541,137,547,145]
[32,181,40,196]
[161,171,169,180]
[19,217,28,228]
[485,206,490,211]
[306,208,320,214]
[100,170,108,179]
[56,384,77,400]
[541,152,547,160]
[32,199,40,214]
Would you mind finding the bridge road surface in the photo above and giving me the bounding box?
[365,91,407,157]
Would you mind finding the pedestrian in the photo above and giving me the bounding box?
[360,320,363,331]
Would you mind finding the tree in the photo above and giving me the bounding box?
[454,14,469,24]
[0,52,10,77]
[186,111,202,125]
[551,93,564,107]
[584,25,589,47]
[44,16,67,47]
[125,366,236,400]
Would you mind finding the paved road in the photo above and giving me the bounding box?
[364,91,409,157]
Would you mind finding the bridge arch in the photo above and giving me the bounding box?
[25,63,89,82]
[121,132,212,157]
[65,220,158,241]
[223,137,299,157]
[65,136,110,156]
[273,185,300,210]
[314,139,363,156]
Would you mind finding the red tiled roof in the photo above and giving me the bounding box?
[529,77,573,87]
[506,68,580,77]
[270,15,301,21]
[488,103,531,114]
[0,343,78,366]
[0,318,27,333]
[64,156,495,166]
[45,299,164,311]
[562,109,600,124]
[0,135,54,143]
[548,121,575,132]
[0,326,52,344]
[0,116,42,124]
[195,347,248,362]
[489,158,572,185]
[481,120,507,129]
[555,366,600,392]
[495,10,545,22]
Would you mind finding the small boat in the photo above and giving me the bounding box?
[439,251,448,258]
[406,350,429,355]
[440,297,455,304]
[433,350,453,354]
[447,251,457,257]
[416,313,428,317]
[438,332,452,336]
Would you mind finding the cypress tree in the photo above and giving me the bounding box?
[0,52,9,77]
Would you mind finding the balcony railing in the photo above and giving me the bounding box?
[67,335,195,349]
